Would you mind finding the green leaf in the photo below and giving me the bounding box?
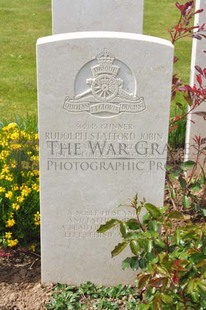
[148,220,158,232]
[168,168,182,180]
[121,257,131,270]
[179,176,187,189]
[126,219,140,230]
[154,239,166,249]
[190,253,206,264]
[97,219,120,233]
[137,237,149,250]
[187,278,199,293]
[153,294,162,310]
[143,212,151,223]
[167,211,184,220]
[130,240,140,255]
[175,228,180,245]
[200,209,206,217]
[124,232,140,240]
[181,160,196,170]
[198,281,206,293]
[136,205,142,216]
[161,294,173,304]
[122,257,139,270]
[111,241,128,257]
[196,259,206,268]
[189,182,202,192]
[130,257,139,270]
[147,239,153,253]
[171,188,177,199]
[139,258,147,269]
[144,203,162,220]
[120,223,127,238]
[183,195,191,208]
[154,265,170,277]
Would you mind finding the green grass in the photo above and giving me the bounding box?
[0,0,192,121]
[0,0,51,120]
[144,0,192,84]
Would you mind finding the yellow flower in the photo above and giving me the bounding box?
[5,175,13,182]
[32,170,39,176]
[31,155,39,162]
[10,132,19,140]
[5,232,12,239]
[30,244,36,252]
[10,143,21,150]
[6,218,15,228]
[0,150,10,160]
[2,166,9,174]
[32,183,39,192]
[17,196,24,203]
[27,134,31,140]
[0,187,6,193]
[13,185,19,191]
[34,212,40,226]
[12,203,20,211]
[5,191,13,200]
[20,130,27,138]
[7,238,18,247]
[10,159,17,168]
[2,122,17,132]
[21,185,31,197]
[0,138,8,147]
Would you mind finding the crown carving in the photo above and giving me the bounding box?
[96,49,115,64]
[91,49,119,78]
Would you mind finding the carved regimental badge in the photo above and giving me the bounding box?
[63,49,146,117]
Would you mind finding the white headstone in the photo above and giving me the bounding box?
[37,32,173,285]
[185,0,206,164]
[52,0,144,34]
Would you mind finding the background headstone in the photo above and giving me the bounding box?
[52,0,144,34]
[185,0,206,165]
[37,32,173,285]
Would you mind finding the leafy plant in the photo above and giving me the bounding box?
[168,117,186,148]
[168,1,206,144]
[97,195,206,309]
[166,135,206,217]
[46,282,140,310]
[0,122,40,248]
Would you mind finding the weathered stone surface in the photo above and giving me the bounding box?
[37,32,173,285]
[52,0,144,34]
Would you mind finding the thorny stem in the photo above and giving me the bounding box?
[170,13,183,44]
[181,290,189,310]
[187,142,202,186]
[165,172,178,210]
[173,32,196,42]
[136,214,146,232]
[170,99,205,128]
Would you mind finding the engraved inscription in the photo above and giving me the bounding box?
[45,122,167,172]
[63,49,146,117]
[63,209,135,239]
